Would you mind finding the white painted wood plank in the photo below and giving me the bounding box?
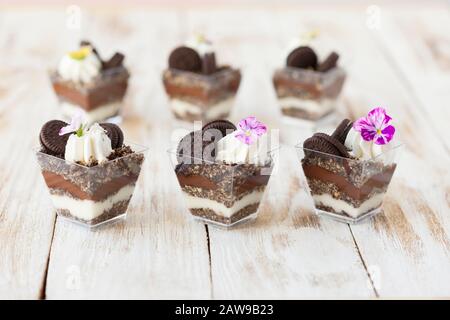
[0,10,76,299]
[209,147,376,298]
[371,9,450,152]
[0,4,448,299]
[185,9,376,299]
[35,10,212,299]
[289,9,450,297]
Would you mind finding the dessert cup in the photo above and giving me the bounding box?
[162,67,241,122]
[50,66,129,124]
[273,66,346,124]
[36,142,146,228]
[169,150,273,228]
[296,144,401,224]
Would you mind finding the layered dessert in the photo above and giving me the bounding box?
[36,114,145,227]
[273,34,346,122]
[50,40,129,123]
[162,35,241,122]
[299,107,399,223]
[172,117,273,227]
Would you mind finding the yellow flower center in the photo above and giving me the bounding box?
[301,29,320,41]
[69,46,91,60]
[195,33,206,44]
[376,129,382,135]
[245,130,252,137]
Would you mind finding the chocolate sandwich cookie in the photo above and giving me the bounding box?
[303,133,349,158]
[202,52,217,75]
[202,119,237,159]
[287,46,318,70]
[317,52,339,72]
[331,119,353,144]
[103,52,125,70]
[169,46,202,72]
[100,123,124,149]
[39,120,71,156]
[202,119,236,137]
[79,40,103,63]
[177,130,205,163]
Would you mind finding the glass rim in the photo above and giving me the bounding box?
[35,141,148,170]
[49,64,129,84]
[295,141,403,162]
[167,146,279,166]
[276,65,345,76]
[164,66,240,80]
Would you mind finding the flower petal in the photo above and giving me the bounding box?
[360,128,377,141]
[374,125,396,145]
[236,116,267,144]
[353,117,373,132]
[59,125,74,136]
[374,134,387,145]
[234,130,251,145]
[367,107,387,129]
[238,116,256,131]
[253,123,267,136]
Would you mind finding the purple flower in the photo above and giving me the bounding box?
[59,112,85,137]
[353,107,395,145]
[234,116,267,145]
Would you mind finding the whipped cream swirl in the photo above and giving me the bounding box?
[215,131,270,166]
[345,127,386,160]
[65,123,112,165]
[186,34,214,56]
[58,46,101,84]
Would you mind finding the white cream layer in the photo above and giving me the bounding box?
[61,101,121,124]
[170,97,235,120]
[184,190,264,218]
[50,185,135,221]
[313,193,385,218]
[278,97,334,115]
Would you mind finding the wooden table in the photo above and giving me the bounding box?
[0,3,449,299]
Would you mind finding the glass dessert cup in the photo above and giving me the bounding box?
[273,66,346,126]
[162,67,241,123]
[36,142,147,229]
[50,66,129,124]
[168,150,274,228]
[296,144,401,224]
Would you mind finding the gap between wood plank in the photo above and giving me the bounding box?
[39,215,58,300]
[348,225,379,298]
[204,224,214,299]
[368,27,449,155]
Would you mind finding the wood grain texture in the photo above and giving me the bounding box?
[183,9,375,298]
[42,10,212,299]
[295,9,450,297]
[0,4,448,299]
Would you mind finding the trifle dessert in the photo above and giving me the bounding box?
[273,35,346,123]
[171,116,274,227]
[162,35,241,122]
[36,114,146,228]
[50,40,129,123]
[298,107,400,223]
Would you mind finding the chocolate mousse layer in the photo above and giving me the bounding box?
[175,162,272,224]
[36,149,143,194]
[50,66,129,111]
[42,171,138,201]
[176,163,271,204]
[281,108,334,121]
[37,149,144,225]
[302,154,396,215]
[273,67,346,100]
[162,67,241,106]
